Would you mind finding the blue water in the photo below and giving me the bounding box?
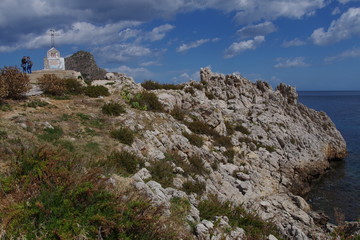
[298,91,360,223]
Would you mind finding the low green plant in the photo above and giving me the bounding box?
[224,149,236,163]
[64,78,84,95]
[106,151,144,175]
[182,180,206,195]
[235,124,251,135]
[170,106,185,121]
[141,80,183,90]
[0,101,12,111]
[183,132,203,147]
[0,130,7,139]
[186,120,217,136]
[170,197,191,222]
[213,135,233,148]
[25,99,49,108]
[188,155,209,176]
[102,102,126,116]
[148,158,174,188]
[38,126,63,142]
[84,85,110,98]
[129,91,164,112]
[110,127,135,145]
[198,195,282,240]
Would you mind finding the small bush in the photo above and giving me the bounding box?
[148,158,174,188]
[141,80,183,90]
[182,180,206,195]
[170,106,185,121]
[214,135,233,148]
[198,195,282,240]
[84,85,110,98]
[38,74,66,96]
[0,101,12,111]
[170,197,191,221]
[38,126,63,142]
[64,78,84,95]
[0,66,30,99]
[25,99,49,108]
[186,120,217,136]
[188,155,209,176]
[235,124,251,135]
[107,151,144,175]
[0,130,7,139]
[205,91,215,100]
[224,149,236,163]
[102,102,126,116]
[183,132,203,147]
[110,127,135,145]
[225,121,235,135]
[129,91,164,112]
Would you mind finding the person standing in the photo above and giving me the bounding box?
[26,57,33,74]
[21,56,27,73]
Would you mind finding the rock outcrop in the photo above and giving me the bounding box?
[65,51,107,81]
[91,67,346,239]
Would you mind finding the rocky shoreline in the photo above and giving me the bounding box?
[92,68,347,239]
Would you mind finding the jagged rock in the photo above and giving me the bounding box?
[65,51,107,80]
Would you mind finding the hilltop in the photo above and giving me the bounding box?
[0,65,352,239]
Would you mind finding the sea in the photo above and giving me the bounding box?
[298,91,360,224]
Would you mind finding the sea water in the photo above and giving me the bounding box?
[298,91,360,223]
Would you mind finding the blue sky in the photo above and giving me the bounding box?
[0,0,359,90]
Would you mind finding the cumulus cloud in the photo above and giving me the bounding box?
[93,44,152,63]
[224,36,265,59]
[311,7,360,45]
[325,48,360,63]
[282,38,307,47]
[176,38,219,52]
[274,57,310,68]
[109,65,154,81]
[237,22,277,38]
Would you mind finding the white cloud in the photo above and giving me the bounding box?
[172,71,200,83]
[282,38,307,47]
[224,36,265,59]
[325,48,360,63]
[274,57,310,68]
[237,22,277,38]
[311,7,360,45]
[93,44,152,63]
[110,65,154,81]
[139,61,162,67]
[144,24,175,41]
[176,38,219,52]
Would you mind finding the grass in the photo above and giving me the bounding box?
[0,146,181,240]
[182,180,206,195]
[38,126,63,142]
[25,99,49,108]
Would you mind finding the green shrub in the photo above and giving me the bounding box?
[188,155,209,176]
[129,91,164,112]
[84,85,110,98]
[183,132,203,147]
[182,180,206,195]
[184,87,195,95]
[186,120,217,136]
[170,106,185,121]
[110,127,135,145]
[0,101,12,111]
[170,197,191,222]
[205,91,215,100]
[235,124,251,135]
[225,121,235,135]
[141,80,183,90]
[38,74,67,96]
[64,78,84,95]
[0,66,30,99]
[25,99,49,108]
[148,158,174,188]
[38,126,63,142]
[107,151,144,175]
[224,149,236,163]
[214,135,233,148]
[198,195,282,240]
[102,102,126,116]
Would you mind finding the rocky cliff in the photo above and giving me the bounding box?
[0,67,347,239]
[65,51,107,80]
[91,68,346,239]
